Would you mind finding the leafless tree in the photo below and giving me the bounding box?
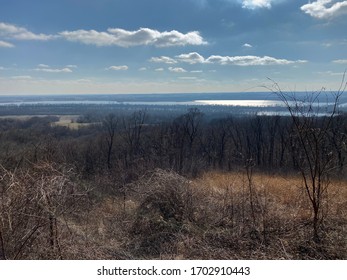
[268,75,347,241]
[102,113,118,170]
[122,110,148,163]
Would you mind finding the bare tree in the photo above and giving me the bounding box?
[122,110,148,163]
[102,113,118,170]
[268,75,347,241]
[178,108,203,174]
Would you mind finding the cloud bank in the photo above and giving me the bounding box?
[153,52,307,66]
[0,22,207,48]
[205,55,307,66]
[60,28,207,47]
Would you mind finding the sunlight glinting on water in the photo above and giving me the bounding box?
[194,100,284,107]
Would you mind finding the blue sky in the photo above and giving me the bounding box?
[0,0,346,94]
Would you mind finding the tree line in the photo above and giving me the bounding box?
[0,108,346,182]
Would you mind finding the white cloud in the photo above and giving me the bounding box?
[60,29,117,47]
[149,56,177,64]
[301,0,347,19]
[0,40,14,48]
[11,75,32,80]
[332,59,347,63]
[155,68,165,72]
[34,67,73,73]
[243,43,253,48]
[0,22,54,41]
[0,23,206,48]
[60,28,207,47]
[242,0,272,9]
[107,65,129,71]
[166,52,307,66]
[66,64,78,68]
[206,55,307,66]
[176,52,206,64]
[38,64,50,68]
[138,67,147,71]
[168,67,188,73]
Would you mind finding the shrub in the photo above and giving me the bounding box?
[129,169,195,257]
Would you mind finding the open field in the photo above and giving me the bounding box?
[50,115,96,129]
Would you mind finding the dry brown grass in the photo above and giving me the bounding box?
[2,168,346,259]
[73,169,347,259]
[190,171,347,259]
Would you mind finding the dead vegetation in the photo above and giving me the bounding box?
[3,166,345,260]
[0,162,90,259]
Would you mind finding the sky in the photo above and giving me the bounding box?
[0,0,346,95]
